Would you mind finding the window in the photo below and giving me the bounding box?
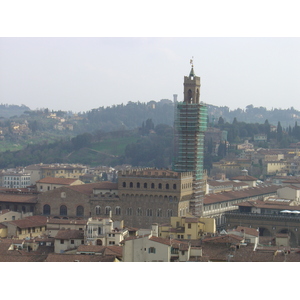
[43,204,51,215]
[167,209,173,217]
[173,184,177,190]
[171,247,178,254]
[157,209,162,217]
[146,209,152,217]
[166,184,169,189]
[144,183,147,188]
[151,183,155,189]
[148,247,156,253]
[122,182,126,188]
[115,206,121,215]
[188,223,191,229]
[137,182,140,188]
[130,182,133,188]
[76,205,84,217]
[71,240,74,244]
[60,205,67,216]
[137,207,142,216]
[126,207,132,216]
[158,183,162,189]
[105,206,111,215]
[95,206,101,215]
[60,239,64,244]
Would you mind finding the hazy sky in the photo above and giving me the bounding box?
[1,37,300,113]
[1,2,300,113]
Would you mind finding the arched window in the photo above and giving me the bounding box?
[144,183,148,188]
[105,206,111,215]
[151,183,155,189]
[43,204,51,215]
[137,182,140,188]
[130,182,133,188]
[157,209,162,217]
[166,184,169,189]
[158,183,162,189]
[167,209,173,217]
[169,196,173,202]
[76,205,84,217]
[147,209,153,217]
[95,206,101,215]
[137,207,142,216]
[60,205,67,216]
[115,206,121,215]
[126,207,132,215]
[173,184,177,190]
[122,182,126,187]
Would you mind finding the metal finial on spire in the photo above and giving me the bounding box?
[190,57,194,68]
[189,57,195,78]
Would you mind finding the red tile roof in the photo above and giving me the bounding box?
[67,182,118,195]
[36,177,81,185]
[45,253,117,262]
[54,229,84,240]
[7,215,47,229]
[204,185,278,205]
[0,193,38,204]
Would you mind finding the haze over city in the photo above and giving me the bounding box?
[1,37,300,113]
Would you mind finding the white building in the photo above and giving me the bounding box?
[85,217,128,246]
[121,234,200,262]
[0,171,31,188]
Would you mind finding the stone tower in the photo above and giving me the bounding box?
[173,60,207,216]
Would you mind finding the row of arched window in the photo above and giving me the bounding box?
[94,205,173,217]
[122,182,177,190]
[43,204,84,217]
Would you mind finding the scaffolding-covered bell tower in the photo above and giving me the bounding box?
[173,60,207,216]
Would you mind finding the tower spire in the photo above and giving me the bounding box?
[189,57,195,78]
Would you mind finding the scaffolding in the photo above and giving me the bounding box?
[173,101,207,216]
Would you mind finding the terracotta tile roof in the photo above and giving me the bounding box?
[0,253,48,262]
[231,175,258,181]
[46,218,87,225]
[67,182,118,195]
[184,217,199,223]
[6,215,47,229]
[77,245,123,257]
[202,234,243,244]
[36,177,80,185]
[45,253,117,262]
[234,226,259,237]
[238,199,300,211]
[54,229,84,240]
[204,185,278,205]
[0,193,38,204]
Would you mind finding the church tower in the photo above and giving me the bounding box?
[173,59,207,216]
